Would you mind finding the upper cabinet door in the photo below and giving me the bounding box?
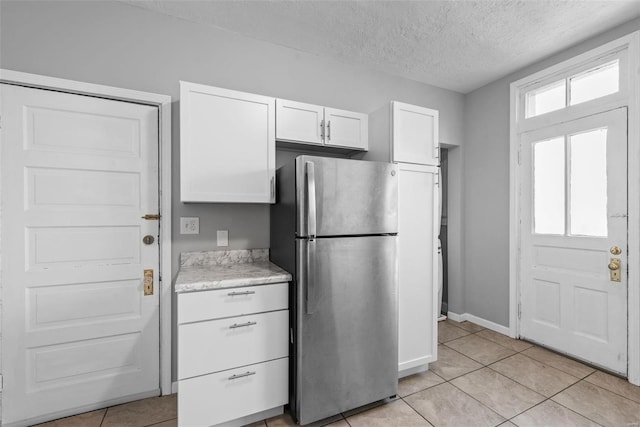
[392,102,439,165]
[180,82,275,203]
[324,108,368,151]
[276,99,324,146]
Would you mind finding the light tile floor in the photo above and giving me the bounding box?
[35,319,640,427]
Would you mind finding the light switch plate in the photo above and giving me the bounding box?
[217,230,229,246]
[180,217,199,234]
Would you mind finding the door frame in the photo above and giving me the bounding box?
[509,32,640,385]
[0,69,173,395]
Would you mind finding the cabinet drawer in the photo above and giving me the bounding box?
[178,282,288,324]
[178,357,288,427]
[178,310,289,380]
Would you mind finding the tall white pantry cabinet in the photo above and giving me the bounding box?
[367,101,440,378]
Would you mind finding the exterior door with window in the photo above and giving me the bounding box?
[520,108,627,374]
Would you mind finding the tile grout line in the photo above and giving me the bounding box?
[507,379,606,427]
[439,323,577,425]
[399,394,436,426]
[99,406,108,427]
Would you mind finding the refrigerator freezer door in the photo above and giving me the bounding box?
[296,156,398,237]
[294,235,398,425]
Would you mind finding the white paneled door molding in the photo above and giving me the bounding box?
[0,70,172,426]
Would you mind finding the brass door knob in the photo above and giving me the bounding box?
[608,259,620,270]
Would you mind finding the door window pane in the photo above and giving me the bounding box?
[570,60,619,106]
[534,137,565,234]
[570,128,608,237]
[525,80,566,118]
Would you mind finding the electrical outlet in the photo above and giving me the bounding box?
[217,230,229,246]
[180,217,199,234]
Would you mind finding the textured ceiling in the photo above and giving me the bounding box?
[124,0,640,93]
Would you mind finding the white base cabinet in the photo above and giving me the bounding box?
[179,358,288,427]
[178,283,289,426]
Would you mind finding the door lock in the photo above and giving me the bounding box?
[610,246,622,255]
[144,269,154,295]
[608,258,621,282]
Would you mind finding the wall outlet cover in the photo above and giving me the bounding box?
[180,217,199,234]
[217,230,229,246]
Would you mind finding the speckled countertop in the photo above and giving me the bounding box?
[175,249,292,293]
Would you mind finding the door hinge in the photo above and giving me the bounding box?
[517,302,522,320]
[517,147,522,165]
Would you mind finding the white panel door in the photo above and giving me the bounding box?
[1,84,160,425]
[520,108,627,374]
[324,107,368,150]
[392,102,439,166]
[275,99,324,145]
[397,163,439,375]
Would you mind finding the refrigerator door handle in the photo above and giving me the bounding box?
[306,161,317,239]
[305,160,317,314]
[306,239,316,314]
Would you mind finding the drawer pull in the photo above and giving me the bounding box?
[228,371,256,380]
[229,321,257,329]
[227,290,256,296]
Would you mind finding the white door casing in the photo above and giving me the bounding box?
[1,83,161,425]
[519,108,627,374]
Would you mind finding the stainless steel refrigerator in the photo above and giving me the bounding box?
[270,155,399,425]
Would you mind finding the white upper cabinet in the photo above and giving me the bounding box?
[275,99,324,145]
[324,107,368,150]
[180,82,275,203]
[392,102,439,165]
[276,99,368,151]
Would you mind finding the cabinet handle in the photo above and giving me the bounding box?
[320,119,325,141]
[227,290,256,296]
[327,120,331,141]
[228,371,256,380]
[229,321,257,329]
[270,176,275,199]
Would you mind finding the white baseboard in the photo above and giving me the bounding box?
[447,312,512,336]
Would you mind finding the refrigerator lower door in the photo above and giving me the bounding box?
[294,235,398,425]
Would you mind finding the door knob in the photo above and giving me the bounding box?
[608,259,620,270]
[610,246,622,255]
